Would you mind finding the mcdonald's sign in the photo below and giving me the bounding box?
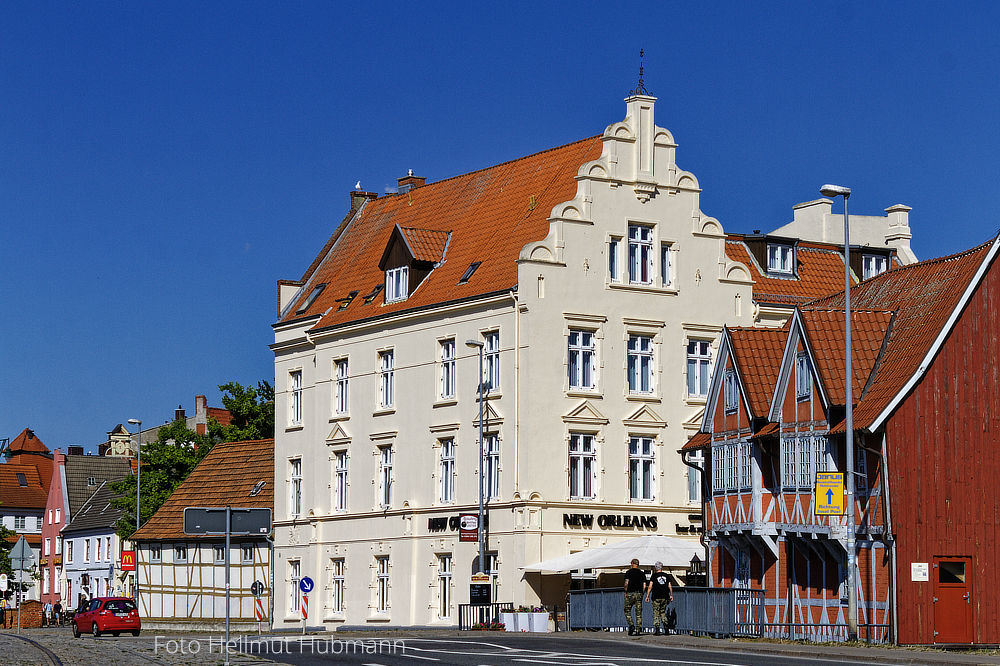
[121,550,136,571]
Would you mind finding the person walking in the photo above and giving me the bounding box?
[43,601,51,627]
[53,600,63,627]
[623,558,647,635]
[644,561,673,635]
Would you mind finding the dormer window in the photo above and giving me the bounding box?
[385,266,409,303]
[862,253,888,280]
[767,244,794,274]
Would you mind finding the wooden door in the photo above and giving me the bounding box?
[932,556,973,643]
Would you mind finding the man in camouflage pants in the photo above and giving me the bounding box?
[645,561,674,635]
[623,558,647,635]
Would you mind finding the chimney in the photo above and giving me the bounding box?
[195,395,207,420]
[884,204,916,264]
[68,445,84,456]
[350,190,378,212]
[396,169,425,194]
[175,405,186,422]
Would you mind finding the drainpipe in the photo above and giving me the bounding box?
[681,450,710,579]
[879,432,897,644]
[509,288,520,496]
[264,534,275,633]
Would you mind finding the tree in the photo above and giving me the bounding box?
[110,380,274,541]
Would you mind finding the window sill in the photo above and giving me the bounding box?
[372,408,396,417]
[566,389,601,399]
[609,282,678,296]
[626,394,661,403]
[476,392,501,402]
[366,615,391,622]
[285,424,304,432]
[433,398,458,408]
[329,414,350,422]
[686,395,708,406]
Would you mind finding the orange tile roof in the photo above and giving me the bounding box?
[131,439,273,541]
[725,239,855,305]
[728,326,788,416]
[799,309,894,405]
[681,431,711,452]
[0,463,48,509]
[280,136,604,331]
[399,227,451,263]
[8,428,50,455]
[808,239,996,431]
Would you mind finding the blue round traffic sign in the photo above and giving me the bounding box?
[299,576,314,593]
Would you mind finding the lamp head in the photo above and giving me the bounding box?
[820,184,851,198]
[465,339,484,348]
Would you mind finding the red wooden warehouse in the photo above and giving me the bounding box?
[684,234,1000,645]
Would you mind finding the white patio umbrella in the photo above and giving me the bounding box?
[521,534,701,573]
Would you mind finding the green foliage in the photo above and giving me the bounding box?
[0,523,16,579]
[209,380,274,442]
[110,380,274,541]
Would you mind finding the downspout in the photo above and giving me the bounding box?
[509,288,520,495]
[681,450,710,582]
[264,534,275,633]
[879,431,897,644]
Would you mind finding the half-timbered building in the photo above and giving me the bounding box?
[685,234,1000,645]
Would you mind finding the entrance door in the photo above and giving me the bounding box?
[932,556,973,643]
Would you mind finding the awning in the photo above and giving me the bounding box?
[521,534,702,573]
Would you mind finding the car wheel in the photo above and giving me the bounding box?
[72,622,80,638]
[132,630,140,637]
[92,621,101,637]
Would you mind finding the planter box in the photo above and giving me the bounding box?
[501,612,549,633]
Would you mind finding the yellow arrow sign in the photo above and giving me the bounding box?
[814,472,845,515]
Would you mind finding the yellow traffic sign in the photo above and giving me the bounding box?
[814,472,845,515]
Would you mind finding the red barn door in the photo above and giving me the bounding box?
[933,556,973,643]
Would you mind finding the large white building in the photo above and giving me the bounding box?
[271,91,916,628]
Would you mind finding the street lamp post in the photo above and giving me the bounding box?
[127,418,142,603]
[464,340,488,578]
[820,184,857,641]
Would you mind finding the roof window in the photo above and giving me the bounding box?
[385,266,409,303]
[862,253,889,280]
[249,480,266,497]
[296,283,327,314]
[767,244,794,274]
[88,476,96,486]
[336,290,359,312]
[363,285,384,304]
[16,472,27,487]
[458,261,482,284]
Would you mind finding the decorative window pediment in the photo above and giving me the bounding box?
[623,404,667,429]
[562,400,609,426]
[326,423,351,445]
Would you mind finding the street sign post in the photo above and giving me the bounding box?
[0,573,7,592]
[470,572,491,606]
[10,536,36,634]
[251,580,266,635]
[814,472,845,515]
[299,576,313,634]
[184,508,272,666]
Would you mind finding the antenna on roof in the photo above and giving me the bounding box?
[628,48,650,96]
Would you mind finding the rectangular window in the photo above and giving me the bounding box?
[568,330,596,390]
[214,545,226,563]
[781,438,796,489]
[55,508,61,523]
[44,538,51,556]
[67,540,74,563]
[85,538,91,562]
[484,331,500,391]
[688,449,704,503]
[150,544,161,563]
[628,436,655,501]
[628,224,653,284]
[106,536,111,560]
[724,369,738,412]
[289,370,303,426]
[486,552,499,602]
[740,440,752,489]
[174,544,187,563]
[437,554,452,619]
[242,544,254,564]
[855,443,869,494]
[334,452,348,512]
[798,438,812,488]
[334,359,349,415]
[661,243,672,287]
[289,560,301,613]
[385,266,409,303]
[439,439,456,503]
[42,567,49,595]
[727,442,737,491]
[568,433,596,499]
[627,335,654,394]
[379,446,394,508]
[609,237,621,282]
[379,350,394,408]
[440,339,456,399]
[14,516,25,530]
[331,558,345,614]
[56,536,61,554]
[863,254,888,280]
[289,458,302,517]
[796,353,811,400]
[687,340,712,398]
[814,438,827,474]
[485,434,500,500]
[48,509,53,524]
[767,244,794,273]
[376,556,390,613]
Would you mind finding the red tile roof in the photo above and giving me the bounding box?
[280,137,604,331]
[725,239,855,305]
[8,428,50,455]
[799,309,894,406]
[131,439,273,542]
[728,326,788,416]
[399,227,451,263]
[810,238,997,431]
[681,431,711,452]
[0,463,48,510]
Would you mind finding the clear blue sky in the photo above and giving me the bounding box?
[3,2,999,450]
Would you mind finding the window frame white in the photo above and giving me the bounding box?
[330,558,345,614]
[863,253,888,280]
[687,340,712,398]
[628,436,656,502]
[149,543,161,563]
[440,339,456,400]
[608,236,621,282]
[437,553,452,619]
[289,560,301,613]
[796,352,811,400]
[379,446,394,508]
[439,438,456,504]
[627,334,654,395]
[289,369,303,426]
[483,331,500,392]
[767,244,794,274]
[568,329,596,390]
[375,555,390,613]
[378,350,394,409]
[724,369,738,413]
[174,544,187,563]
[660,242,673,287]
[688,448,704,504]
[289,458,302,517]
[485,433,500,500]
[334,451,348,512]
[213,544,226,563]
[568,433,596,500]
[241,544,254,564]
[385,265,409,303]
[334,358,349,415]
[628,224,654,285]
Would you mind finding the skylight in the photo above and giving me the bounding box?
[459,261,482,284]
[296,283,327,314]
[363,285,384,304]
[337,290,360,312]
[16,472,26,487]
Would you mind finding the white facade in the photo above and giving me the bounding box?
[61,531,124,609]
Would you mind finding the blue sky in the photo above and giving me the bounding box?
[3,2,999,450]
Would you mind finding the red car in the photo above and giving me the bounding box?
[72,597,141,637]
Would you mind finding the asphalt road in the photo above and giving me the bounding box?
[240,634,888,665]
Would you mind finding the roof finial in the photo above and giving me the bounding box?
[628,48,650,96]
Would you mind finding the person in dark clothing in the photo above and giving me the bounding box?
[53,601,62,627]
[644,561,674,635]
[623,558,647,635]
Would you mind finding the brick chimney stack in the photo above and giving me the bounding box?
[396,169,425,194]
[350,189,378,212]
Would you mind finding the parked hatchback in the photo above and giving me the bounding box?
[72,597,141,637]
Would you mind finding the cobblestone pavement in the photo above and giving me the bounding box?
[0,627,273,665]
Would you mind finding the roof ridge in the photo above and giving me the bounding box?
[863,235,996,281]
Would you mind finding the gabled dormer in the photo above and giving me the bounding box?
[377,225,452,304]
[769,309,830,422]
